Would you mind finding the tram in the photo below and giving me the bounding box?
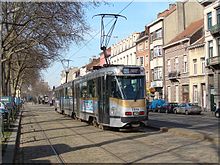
[54,65,148,129]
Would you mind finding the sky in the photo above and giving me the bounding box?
[42,0,175,88]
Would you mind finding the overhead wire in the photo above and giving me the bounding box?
[45,0,134,85]
[67,0,134,60]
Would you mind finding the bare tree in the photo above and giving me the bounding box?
[1,1,100,96]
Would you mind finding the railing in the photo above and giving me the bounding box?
[168,71,180,80]
[210,23,220,36]
[206,56,220,66]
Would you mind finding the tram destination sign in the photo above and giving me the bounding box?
[123,68,140,74]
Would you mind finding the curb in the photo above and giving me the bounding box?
[147,124,218,145]
[2,110,22,163]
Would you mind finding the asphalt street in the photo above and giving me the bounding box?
[148,112,219,136]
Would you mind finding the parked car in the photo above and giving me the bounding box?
[215,108,220,118]
[0,101,9,119]
[148,99,166,112]
[173,103,202,115]
[158,102,179,113]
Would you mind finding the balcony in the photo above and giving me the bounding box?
[206,56,220,70]
[210,23,220,37]
[168,71,180,81]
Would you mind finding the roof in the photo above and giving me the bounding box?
[166,19,204,46]
[188,36,205,49]
[157,4,176,18]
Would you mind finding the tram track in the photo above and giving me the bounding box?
[27,109,66,164]
[57,118,161,163]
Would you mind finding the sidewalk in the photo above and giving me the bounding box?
[2,111,22,163]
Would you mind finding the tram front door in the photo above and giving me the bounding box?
[98,76,110,125]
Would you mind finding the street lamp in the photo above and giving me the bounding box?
[61,59,71,83]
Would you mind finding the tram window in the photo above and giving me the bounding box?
[110,77,122,99]
[67,87,72,97]
[80,82,88,98]
[88,80,95,98]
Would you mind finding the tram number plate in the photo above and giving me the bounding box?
[133,111,139,116]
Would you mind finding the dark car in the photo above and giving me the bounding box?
[173,103,202,115]
[159,102,179,113]
[215,108,220,118]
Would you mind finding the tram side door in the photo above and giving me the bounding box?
[98,76,110,124]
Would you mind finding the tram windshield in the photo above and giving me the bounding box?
[112,76,145,100]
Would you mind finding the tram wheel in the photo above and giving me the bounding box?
[92,118,98,127]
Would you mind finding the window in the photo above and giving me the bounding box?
[207,12,212,30]
[217,8,220,25]
[150,33,153,43]
[201,58,205,74]
[153,67,162,80]
[155,28,162,39]
[167,59,171,73]
[150,49,154,60]
[218,38,220,56]
[208,41,213,58]
[175,57,179,71]
[193,59,197,75]
[146,72,148,82]
[153,46,162,57]
[175,85,179,102]
[193,85,198,103]
[183,55,187,73]
[167,86,171,102]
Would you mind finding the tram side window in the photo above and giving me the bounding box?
[88,80,95,98]
[67,86,72,98]
[110,77,122,99]
[80,82,88,98]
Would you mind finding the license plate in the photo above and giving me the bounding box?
[133,111,139,116]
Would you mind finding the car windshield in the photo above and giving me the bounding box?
[116,76,145,100]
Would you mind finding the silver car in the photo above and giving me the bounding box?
[173,103,202,115]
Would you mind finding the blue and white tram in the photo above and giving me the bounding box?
[54,65,148,129]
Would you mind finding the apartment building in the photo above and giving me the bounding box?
[148,17,164,99]
[148,1,203,99]
[135,28,149,88]
[163,19,203,103]
[188,36,206,109]
[110,33,140,65]
[202,0,220,110]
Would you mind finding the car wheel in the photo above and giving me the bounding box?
[174,109,177,114]
[185,110,189,115]
[215,112,220,118]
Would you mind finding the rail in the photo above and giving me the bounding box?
[29,110,66,164]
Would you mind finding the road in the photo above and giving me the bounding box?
[14,103,219,163]
[148,112,219,136]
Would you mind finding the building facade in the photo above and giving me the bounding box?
[202,0,220,110]
[188,37,206,110]
[148,1,203,99]
[148,17,164,99]
[163,19,204,103]
[135,28,150,88]
[110,33,140,65]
